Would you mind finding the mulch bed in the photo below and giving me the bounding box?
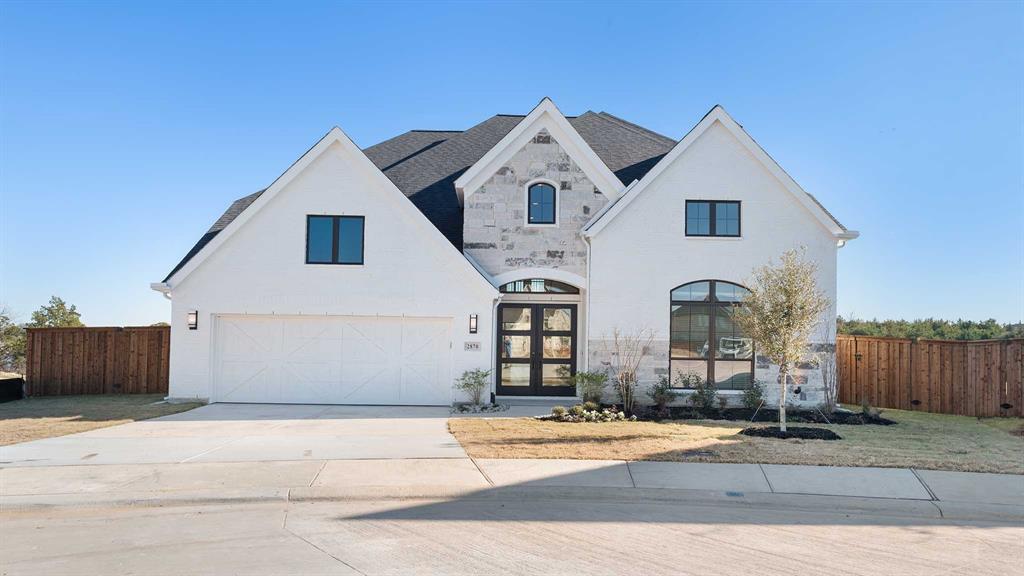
[740,426,842,440]
[651,406,896,425]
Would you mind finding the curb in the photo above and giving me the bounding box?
[4,485,1023,524]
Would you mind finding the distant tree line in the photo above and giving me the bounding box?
[837,316,1024,341]
[0,296,84,375]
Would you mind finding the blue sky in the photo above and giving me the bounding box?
[1,1,1021,326]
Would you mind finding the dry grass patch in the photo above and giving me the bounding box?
[449,408,1024,474]
[0,395,202,446]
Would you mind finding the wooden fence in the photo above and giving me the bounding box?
[24,326,170,396]
[837,335,1024,417]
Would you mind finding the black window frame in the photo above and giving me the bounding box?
[498,279,580,294]
[685,200,741,237]
[669,280,754,391]
[305,215,365,265]
[527,182,557,225]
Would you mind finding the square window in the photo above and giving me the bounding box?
[686,201,740,237]
[306,215,364,265]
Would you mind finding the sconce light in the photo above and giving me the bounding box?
[469,314,478,334]
[187,310,198,330]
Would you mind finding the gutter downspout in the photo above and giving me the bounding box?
[583,233,593,373]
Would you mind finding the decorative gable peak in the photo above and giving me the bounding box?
[454,98,624,206]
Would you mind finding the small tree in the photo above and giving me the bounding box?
[733,249,830,432]
[28,296,84,328]
[604,327,654,416]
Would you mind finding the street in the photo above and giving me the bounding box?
[3,493,1021,575]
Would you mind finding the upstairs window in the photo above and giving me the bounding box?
[527,182,556,224]
[306,215,364,265]
[686,200,740,237]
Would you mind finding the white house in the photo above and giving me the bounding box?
[151,99,858,407]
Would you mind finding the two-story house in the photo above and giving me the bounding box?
[151,99,857,407]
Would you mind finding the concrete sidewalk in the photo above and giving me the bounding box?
[3,458,1021,521]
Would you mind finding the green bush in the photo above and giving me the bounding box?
[647,376,675,412]
[454,368,491,405]
[549,403,636,423]
[741,381,765,410]
[573,371,608,404]
[581,401,600,412]
[675,372,717,411]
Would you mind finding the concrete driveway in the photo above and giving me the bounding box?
[0,403,467,467]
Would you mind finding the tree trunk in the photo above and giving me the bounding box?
[779,363,788,433]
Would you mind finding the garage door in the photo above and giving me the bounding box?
[213,315,452,405]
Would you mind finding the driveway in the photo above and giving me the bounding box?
[0,404,467,467]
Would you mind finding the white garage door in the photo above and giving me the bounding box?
[213,315,452,405]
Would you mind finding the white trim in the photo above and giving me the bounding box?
[523,178,560,228]
[154,127,498,299]
[491,268,588,291]
[462,251,496,285]
[583,106,854,240]
[454,98,623,206]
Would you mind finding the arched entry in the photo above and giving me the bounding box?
[495,277,581,397]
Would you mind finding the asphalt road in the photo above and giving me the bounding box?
[2,495,1020,575]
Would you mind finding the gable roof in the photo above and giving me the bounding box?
[453,98,624,205]
[157,126,499,296]
[583,105,859,240]
[164,106,675,281]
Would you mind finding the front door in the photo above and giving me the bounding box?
[496,304,577,396]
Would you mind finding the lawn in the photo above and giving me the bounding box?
[449,408,1024,474]
[0,395,202,446]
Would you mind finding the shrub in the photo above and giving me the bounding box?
[647,376,675,416]
[741,381,765,410]
[454,368,491,406]
[581,401,600,412]
[676,372,717,411]
[860,397,882,418]
[574,371,608,404]
[550,403,636,423]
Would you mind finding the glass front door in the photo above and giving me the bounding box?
[496,304,577,396]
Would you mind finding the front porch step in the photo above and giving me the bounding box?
[496,396,580,406]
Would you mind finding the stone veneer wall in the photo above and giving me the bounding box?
[463,129,609,278]
[587,339,830,408]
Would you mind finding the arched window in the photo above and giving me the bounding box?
[670,280,754,390]
[499,279,579,294]
[527,182,556,224]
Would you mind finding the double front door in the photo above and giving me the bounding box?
[496,304,577,396]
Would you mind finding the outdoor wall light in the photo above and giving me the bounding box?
[187,310,198,330]
[469,314,478,334]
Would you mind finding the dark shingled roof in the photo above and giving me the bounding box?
[163,111,676,282]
